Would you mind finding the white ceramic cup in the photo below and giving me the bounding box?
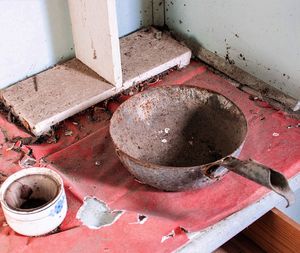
[0,167,67,236]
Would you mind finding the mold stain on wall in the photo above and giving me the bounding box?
[164,0,300,100]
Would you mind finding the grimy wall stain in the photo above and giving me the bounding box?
[165,0,300,100]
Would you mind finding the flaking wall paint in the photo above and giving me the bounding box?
[165,0,300,100]
[0,0,154,89]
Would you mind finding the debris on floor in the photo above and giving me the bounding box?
[0,60,299,253]
[18,155,36,168]
[64,130,73,136]
[0,172,8,184]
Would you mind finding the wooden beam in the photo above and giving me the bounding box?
[243,208,300,253]
[68,0,122,87]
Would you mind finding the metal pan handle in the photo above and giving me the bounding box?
[221,157,295,207]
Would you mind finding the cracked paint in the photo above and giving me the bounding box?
[130,214,148,225]
[161,230,175,243]
[161,227,189,243]
[76,196,123,229]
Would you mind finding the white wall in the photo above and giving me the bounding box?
[0,0,74,89]
[0,0,155,89]
[166,0,300,223]
[116,0,153,37]
[165,0,300,100]
[1,1,298,97]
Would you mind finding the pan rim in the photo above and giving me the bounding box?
[110,85,248,169]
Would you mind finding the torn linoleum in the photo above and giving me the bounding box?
[0,61,299,253]
[76,196,123,229]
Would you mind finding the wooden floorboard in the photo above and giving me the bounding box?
[243,208,300,253]
[214,233,265,253]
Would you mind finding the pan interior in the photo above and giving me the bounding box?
[110,86,247,167]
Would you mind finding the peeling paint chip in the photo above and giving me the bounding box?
[164,128,170,134]
[130,214,148,225]
[18,155,36,168]
[76,196,123,229]
[292,101,300,112]
[161,230,175,243]
[138,214,147,224]
[161,227,189,243]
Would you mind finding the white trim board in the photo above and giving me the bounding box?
[1,28,191,136]
[0,59,115,136]
[2,0,191,135]
[176,173,300,253]
[68,0,123,87]
[120,27,191,89]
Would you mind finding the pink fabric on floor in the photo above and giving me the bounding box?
[0,62,299,253]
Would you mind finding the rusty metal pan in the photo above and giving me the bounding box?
[110,86,294,206]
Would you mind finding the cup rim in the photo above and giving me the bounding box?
[0,167,64,215]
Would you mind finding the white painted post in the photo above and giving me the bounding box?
[68,0,123,87]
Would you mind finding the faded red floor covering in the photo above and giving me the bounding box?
[0,62,299,253]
